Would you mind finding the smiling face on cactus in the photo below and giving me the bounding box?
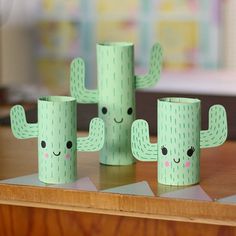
[158,98,201,185]
[70,42,163,165]
[100,105,134,124]
[131,98,227,186]
[158,143,199,185]
[38,96,77,183]
[39,139,75,159]
[98,101,135,165]
[97,42,135,127]
[97,43,136,165]
[160,145,196,168]
[10,96,105,184]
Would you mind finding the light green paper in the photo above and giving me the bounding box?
[10,96,104,184]
[131,97,228,186]
[70,42,163,165]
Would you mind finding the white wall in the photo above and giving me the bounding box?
[2,26,35,85]
[223,0,236,68]
[1,0,39,86]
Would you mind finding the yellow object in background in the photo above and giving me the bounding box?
[42,0,54,12]
[96,20,138,45]
[158,0,199,13]
[156,21,199,69]
[37,59,70,94]
[37,21,79,56]
[42,0,80,16]
[97,0,138,14]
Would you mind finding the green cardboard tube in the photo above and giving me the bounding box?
[158,97,201,185]
[131,97,227,186]
[97,42,135,165]
[10,96,105,184]
[38,96,77,184]
[70,42,163,166]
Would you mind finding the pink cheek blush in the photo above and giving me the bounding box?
[165,161,170,167]
[44,153,49,158]
[65,153,71,160]
[185,161,191,168]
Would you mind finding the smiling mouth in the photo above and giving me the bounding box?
[114,118,123,123]
[53,151,61,156]
[173,158,180,164]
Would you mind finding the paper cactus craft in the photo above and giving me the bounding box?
[132,98,228,186]
[70,42,163,165]
[10,96,104,184]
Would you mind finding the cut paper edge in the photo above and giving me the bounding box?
[48,177,97,191]
[102,181,155,196]
[0,175,97,191]
[217,194,236,204]
[0,173,48,187]
[160,185,212,201]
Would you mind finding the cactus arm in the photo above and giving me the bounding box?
[70,58,98,103]
[77,118,104,151]
[10,105,38,139]
[135,43,163,89]
[200,105,228,148]
[131,119,157,161]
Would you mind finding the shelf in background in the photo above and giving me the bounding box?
[142,70,236,96]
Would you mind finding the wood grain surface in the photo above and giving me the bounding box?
[0,126,236,235]
[0,204,236,236]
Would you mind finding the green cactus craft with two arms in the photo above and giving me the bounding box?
[10,96,104,184]
[70,42,163,165]
[132,98,227,186]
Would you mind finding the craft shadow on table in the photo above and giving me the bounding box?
[99,164,136,190]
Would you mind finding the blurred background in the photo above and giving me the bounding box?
[1,0,236,97]
[1,0,236,136]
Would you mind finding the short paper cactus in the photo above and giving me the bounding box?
[10,96,104,184]
[70,42,163,165]
[132,98,227,185]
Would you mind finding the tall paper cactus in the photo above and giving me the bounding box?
[132,98,228,185]
[10,96,104,184]
[70,42,163,165]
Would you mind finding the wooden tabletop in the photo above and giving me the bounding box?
[0,126,235,226]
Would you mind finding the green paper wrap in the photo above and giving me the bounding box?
[10,96,105,184]
[131,97,228,186]
[97,43,135,165]
[158,98,201,185]
[38,96,77,184]
[70,42,163,165]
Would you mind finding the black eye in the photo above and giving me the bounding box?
[187,146,195,157]
[161,146,168,155]
[66,141,73,149]
[102,107,107,114]
[41,141,46,148]
[127,107,133,115]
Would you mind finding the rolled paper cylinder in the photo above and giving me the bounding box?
[11,96,105,184]
[70,41,163,166]
[158,97,201,186]
[131,97,227,186]
[38,96,77,184]
[97,42,135,165]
